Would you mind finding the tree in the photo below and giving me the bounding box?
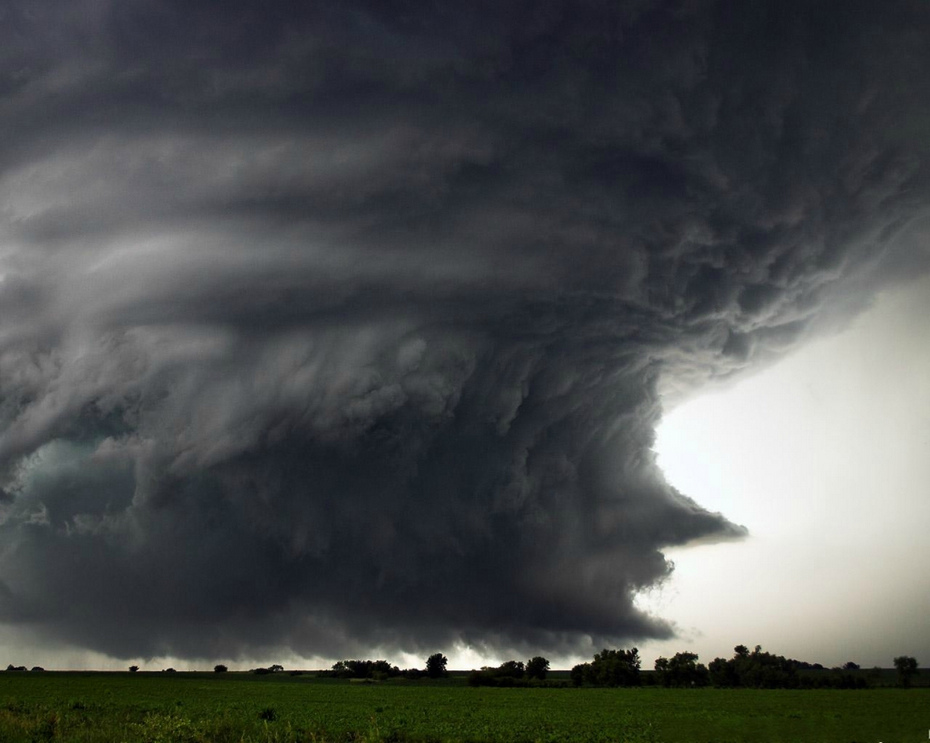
[214,664,228,673]
[654,652,709,688]
[497,660,525,679]
[842,661,859,671]
[129,665,139,673]
[574,648,641,687]
[708,657,734,687]
[570,663,586,686]
[707,646,798,689]
[426,653,448,678]
[526,656,550,680]
[893,656,919,687]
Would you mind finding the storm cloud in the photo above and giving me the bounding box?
[1,0,929,661]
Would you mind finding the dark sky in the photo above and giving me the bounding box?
[1,0,929,663]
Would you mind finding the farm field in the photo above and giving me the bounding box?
[0,672,926,743]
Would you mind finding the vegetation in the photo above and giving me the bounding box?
[571,648,642,687]
[894,655,919,687]
[707,645,801,688]
[0,670,926,742]
[466,657,550,686]
[426,653,448,679]
[526,656,549,681]
[654,652,708,688]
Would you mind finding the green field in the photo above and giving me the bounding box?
[0,672,926,742]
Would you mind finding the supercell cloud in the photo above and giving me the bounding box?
[1,0,929,660]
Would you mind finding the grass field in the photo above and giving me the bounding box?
[0,671,926,742]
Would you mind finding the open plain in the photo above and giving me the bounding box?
[0,671,926,743]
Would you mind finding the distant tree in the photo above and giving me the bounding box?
[426,653,448,679]
[707,646,799,689]
[893,656,919,687]
[468,657,551,687]
[269,664,284,673]
[371,660,397,679]
[497,660,525,679]
[328,659,402,680]
[842,661,860,671]
[570,663,586,686]
[654,652,709,688]
[214,664,228,673]
[526,656,550,681]
[30,667,44,673]
[572,648,641,687]
[163,668,176,674]
[129,665,139,673]
[708,657,737,687]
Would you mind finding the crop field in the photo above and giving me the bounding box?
[0,672,926,743]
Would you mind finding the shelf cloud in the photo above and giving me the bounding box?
[1,0,928,660]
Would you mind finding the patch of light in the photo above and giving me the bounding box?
[641,275,930,668]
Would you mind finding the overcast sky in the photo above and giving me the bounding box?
[1,0,929,670]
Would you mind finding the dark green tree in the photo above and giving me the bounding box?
[497,660,525,678]
[426,653,448,678]
[573,648,641,687]
[893,656,919,687]
[526,656,549,680]
[654,652,709,687]
[570,663,586,686]
[707,645,799,688]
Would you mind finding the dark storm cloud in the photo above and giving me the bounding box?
[1,0,929,660]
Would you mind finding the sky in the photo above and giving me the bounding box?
[1,0,929,671]
[639,272,930,670]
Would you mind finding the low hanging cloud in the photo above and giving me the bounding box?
[1,0,929,661]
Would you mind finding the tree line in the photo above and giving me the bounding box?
[569,646,921,689]
[466,656,550,686]
[10,648,917,687]
[315,646,919,689]
[321,653,450,681]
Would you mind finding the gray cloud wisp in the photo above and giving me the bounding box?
[1,0,929,660]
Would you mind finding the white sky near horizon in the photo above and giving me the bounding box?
[2,278,928,673]
[633,273,930,670]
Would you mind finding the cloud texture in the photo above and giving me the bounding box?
[1,0,929,660]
